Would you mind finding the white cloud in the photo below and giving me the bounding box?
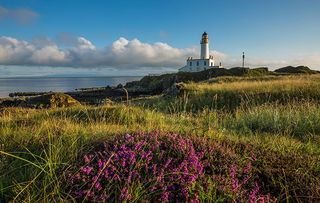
[0,35,319,71]
[30,45,67,64]
[291,53,320,69]
[222,54,320,70]
[0,35,200,69]
[210,50,228,65]
[0,36,34,64]
[223,56,289,69]
[105,38,191,67]
[76,37,96,50]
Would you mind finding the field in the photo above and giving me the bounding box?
[1,74,320,202]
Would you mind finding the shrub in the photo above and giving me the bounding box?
[26,93,80,108]
[274,66,318,74]
[66,132,274,202]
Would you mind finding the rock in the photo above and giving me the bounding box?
[26,93,80,108]
[163,83,185,97]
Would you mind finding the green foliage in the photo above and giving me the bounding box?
[274,66,318,74]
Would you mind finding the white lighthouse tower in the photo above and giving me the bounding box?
[200,32,209,59]
[179,32,221,72]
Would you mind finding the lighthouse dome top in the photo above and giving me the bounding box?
[201,32,209,44]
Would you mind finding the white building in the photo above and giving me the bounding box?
[179,32,221,72]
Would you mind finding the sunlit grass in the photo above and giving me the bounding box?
[1,74,320,201]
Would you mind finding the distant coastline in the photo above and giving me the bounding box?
[0,76,142,98]
[0,75,144,79]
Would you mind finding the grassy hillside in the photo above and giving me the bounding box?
[125,67,273,94]
[274,65,319,74]
[125,66,318,95]
[1,74,320,202]
[136,74,320,112]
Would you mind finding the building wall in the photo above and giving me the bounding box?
[187,58,214,68]
[179,58,216,72]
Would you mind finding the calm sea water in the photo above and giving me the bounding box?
[0,76,142,98]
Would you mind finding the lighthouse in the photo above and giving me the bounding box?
[179,32,222,72]
[200,32,209,59]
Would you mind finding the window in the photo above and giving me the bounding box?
[204,61,206,66]
[190,62,192,66]
[197,61,199,66]
[211,62,213,66]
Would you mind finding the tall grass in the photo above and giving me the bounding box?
[135,74,320,113]
[183,75,320,112]
[223,102,320,139]
[1,74,320,201]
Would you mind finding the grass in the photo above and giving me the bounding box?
[1,74,320,202]
[133,74,320,113]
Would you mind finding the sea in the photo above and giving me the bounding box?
[0,76,142,98]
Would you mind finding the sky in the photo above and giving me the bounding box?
[0,0,320,77]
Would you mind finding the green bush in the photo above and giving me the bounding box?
[274,66,318,74]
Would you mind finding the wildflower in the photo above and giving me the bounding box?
[81,166,93,175]
[181,188,189,199]
[68,132,274,202]
[125,133,132,140]
[95,182,102,191]
[243,161,252,174]
[113,173,120,181]
[164,158,172,168]
[120,187,131,201]
[190,193,200,203]
[230,164,237,178]
[161,191,169,202]
[98,159,104,168]
[249,182,260,203]
[188,174,197,182]
[250,154,257,161]
[84,155,91,164]
[232,179,239,192]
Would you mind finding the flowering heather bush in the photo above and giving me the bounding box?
[67,131,275,202]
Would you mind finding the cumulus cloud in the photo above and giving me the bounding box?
[291,53,320,69]
[0,6,38,24]
[210,50,228,65]
[105,37,192,67]
[0,35,319,71]
[222,54,320,70]
[0,36,67,65]
[0,35,201,69]
[224,56,289,69]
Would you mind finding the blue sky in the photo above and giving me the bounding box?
[0,0,320,76]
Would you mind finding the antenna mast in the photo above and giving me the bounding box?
[242,52,245,68]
